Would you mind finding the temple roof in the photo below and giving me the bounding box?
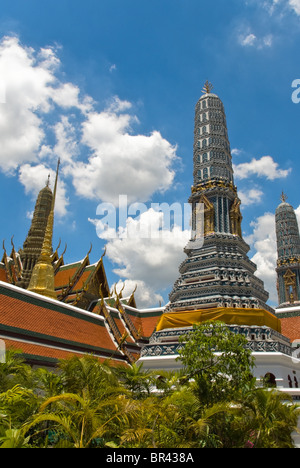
[0,279,163,367]
[0,281,127,366]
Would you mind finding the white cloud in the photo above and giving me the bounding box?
[263,35,273,47]
[51,82,93,113]
[109,64,117,73]
[68,106,177,205]
[52,116,79,165]
[239,32,273,48]
[231,148,243,156]
[98,208,190,307]
[0,36,91,173]
[295,204,300,226]
[238,188,264,206]
[244,212,278,304]
[244,0,300,18]
[0,36,59,172]
[18,163,69,218]
[0,35,179,215]
[106,95,132,113]
[241,33,257,46]
[233,155,291,180]
[289,0,300,15]
[266,0,283,14]
[113,279,164,309]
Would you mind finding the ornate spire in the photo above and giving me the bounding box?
[202,80,213,94]
[193,87,234,190]
[280,191,288,203]
[17,174,54,289]
[275,193,300,307]
[28,159,60,299]
[168,88,271,313]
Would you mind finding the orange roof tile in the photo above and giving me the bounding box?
[139,315,161,337]
[54,263,82,288]
[72,269,94,291]
[122,306,163,338]
[0,285,119,355]
[280,316,300,343]
[3,338,126,366]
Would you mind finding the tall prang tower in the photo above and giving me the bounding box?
[17,179,53,289]
[168,82,272,313]
[275,193,300,308]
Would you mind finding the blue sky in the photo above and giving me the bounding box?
[0,0,300,307]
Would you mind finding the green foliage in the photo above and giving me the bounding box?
[24,391,131,448]
[177,321,255,405]
[114,362,156,399]
[0,429,31,448]
[57,355,120,398]
[0,349,33,393]
[238,387,300,448]
[0,345,299,448]
[0,385,38,426]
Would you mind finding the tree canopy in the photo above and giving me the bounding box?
[0,329,299,448]
[177,321,255,405]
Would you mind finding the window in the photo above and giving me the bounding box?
[264,373,276,388]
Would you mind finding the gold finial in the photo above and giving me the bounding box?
[280,191,288,203]
[52,159,60,203]
[87,243,92,257]
[101,246,107,260]
[61,243,67,257]
[202,80,213,95]
[28,159,60,299]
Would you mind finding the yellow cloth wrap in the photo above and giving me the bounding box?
[156,308,281,333]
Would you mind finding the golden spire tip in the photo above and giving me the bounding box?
[280,191,288,203]
[202,80,213,95]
